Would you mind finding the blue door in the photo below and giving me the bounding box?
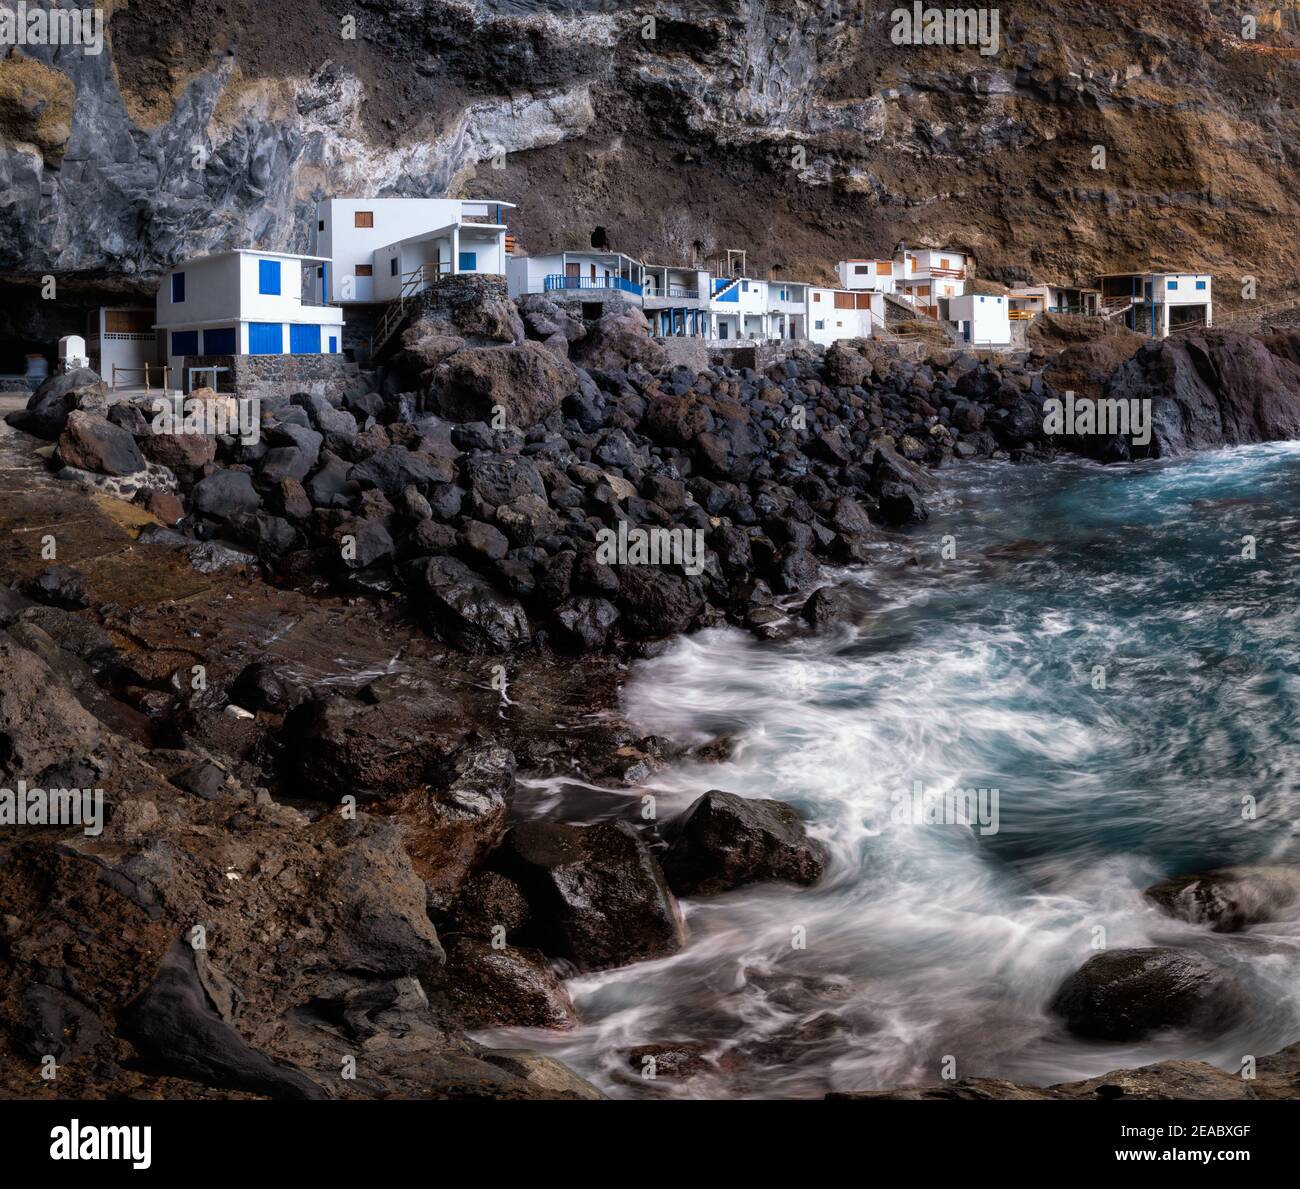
[289,324,321,354]
[203,326,237,354]
[328,336,338,353]
[248,323,283,354]
[171,330,198,357]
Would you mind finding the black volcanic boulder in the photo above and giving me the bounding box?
[348,445,454,496]
[660,790,828,896]
[495,820,687,972]
[8,368,106,438]
[1145,866,1300,933]
[55,411,145,475]
[1098,329,1300,459]
[404,555,531,653]
[570,307,667,371]
[191,469,260,520]
[462,452,547,506]
[616,567,704,637]
[431,341,579,426]
[1048,948,1248,1041]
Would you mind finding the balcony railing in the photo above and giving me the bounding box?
[544,274,643,295]
[461,205,505,225]
[644,283,700,299]
[924,266,966,279]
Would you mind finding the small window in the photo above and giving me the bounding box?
[458,251,477,271]
[390,258,398,276]
[317,266,324,278]
[355,211,374,228]
[940,258,950,270]
[171,272,185,303]
[318,219,325,231]
[1168,280,1178,290]
[741,281,748,292]
[854,265,870,275]
[355,264,373,277]
[979,296,985,303]
[1196,280,1206,290]
[813,292,821,302]
[258,259,281,295]
[815,319,824,330]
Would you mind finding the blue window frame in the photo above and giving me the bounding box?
[1168,279,1178,290]
[171,330,198,356]
[171,273,185,303]
[328,335,338,354]
[458,251,477,271]
[248,323,283,355]
[814,320,824,330]
[1195,280,1206,290]
[259,259,281,295]
[289,324,321,354]
[203,327,237,354]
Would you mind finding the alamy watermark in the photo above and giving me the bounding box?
[892,779,1000,835]
[0,3,104,55]
[151,394,261,446]
[0,779,103,836]
[1042,390,1152,446]
[595,521,706,577]
[890,4,1000,56]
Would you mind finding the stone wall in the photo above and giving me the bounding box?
[182,354,364,403]
[655,336,709,372]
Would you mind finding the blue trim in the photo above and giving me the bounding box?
[289,323,321,354]
[248,322,283,355]
[1195,280,1206,290]
[259,259,281,295]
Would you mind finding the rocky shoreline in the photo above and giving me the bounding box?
[6,288,1300,1099]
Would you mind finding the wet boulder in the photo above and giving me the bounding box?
[496,819,687,972]
[1145,866,1300,933]
[660,790,829,896]
[55,411,146,476]
[616,567,704,637]
[388,742,516,909]
[1048,948,1248,1041]
[404,556,531,653]
[427,939,577,1030]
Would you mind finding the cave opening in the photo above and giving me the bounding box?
[590,226,609,250]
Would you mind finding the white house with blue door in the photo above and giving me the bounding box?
[948,293,1011,347]
[314,198,514,305]
[155,250,345,389]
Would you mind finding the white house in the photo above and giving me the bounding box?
[837,258,900,294]
[642,263,711,338]
[1095,272,1212,337]
[85,307,163,388]
[895,247,969,317]
[155,250,345,389]
[949,293,1011,347]
[505,251,644,310]
[808,288,879,346]
[314,197,514,305]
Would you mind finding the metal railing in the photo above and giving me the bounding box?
[370,262,450,357]
[645,283,700,299]
[544,274,643,295]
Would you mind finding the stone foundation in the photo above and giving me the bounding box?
[182,354,364,403]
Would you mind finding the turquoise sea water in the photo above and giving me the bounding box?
[482,444,1300,1097]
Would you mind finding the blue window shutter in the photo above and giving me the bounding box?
[1196,280,1206,290]
[171,330,198,356]
[203,327,237,354]
[1168,279,1178,290]
[289,324,321,354]
[329,336,338,353]
[458,251,477,271]
[172,273,185,302]
[259,259,281,295]
[248,323,283,354]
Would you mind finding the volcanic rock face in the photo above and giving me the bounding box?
[4,2,1300,307]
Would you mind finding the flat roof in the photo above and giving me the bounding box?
[168,249,331,270]
[1095,270,1209,277]
[323,196,517,209]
